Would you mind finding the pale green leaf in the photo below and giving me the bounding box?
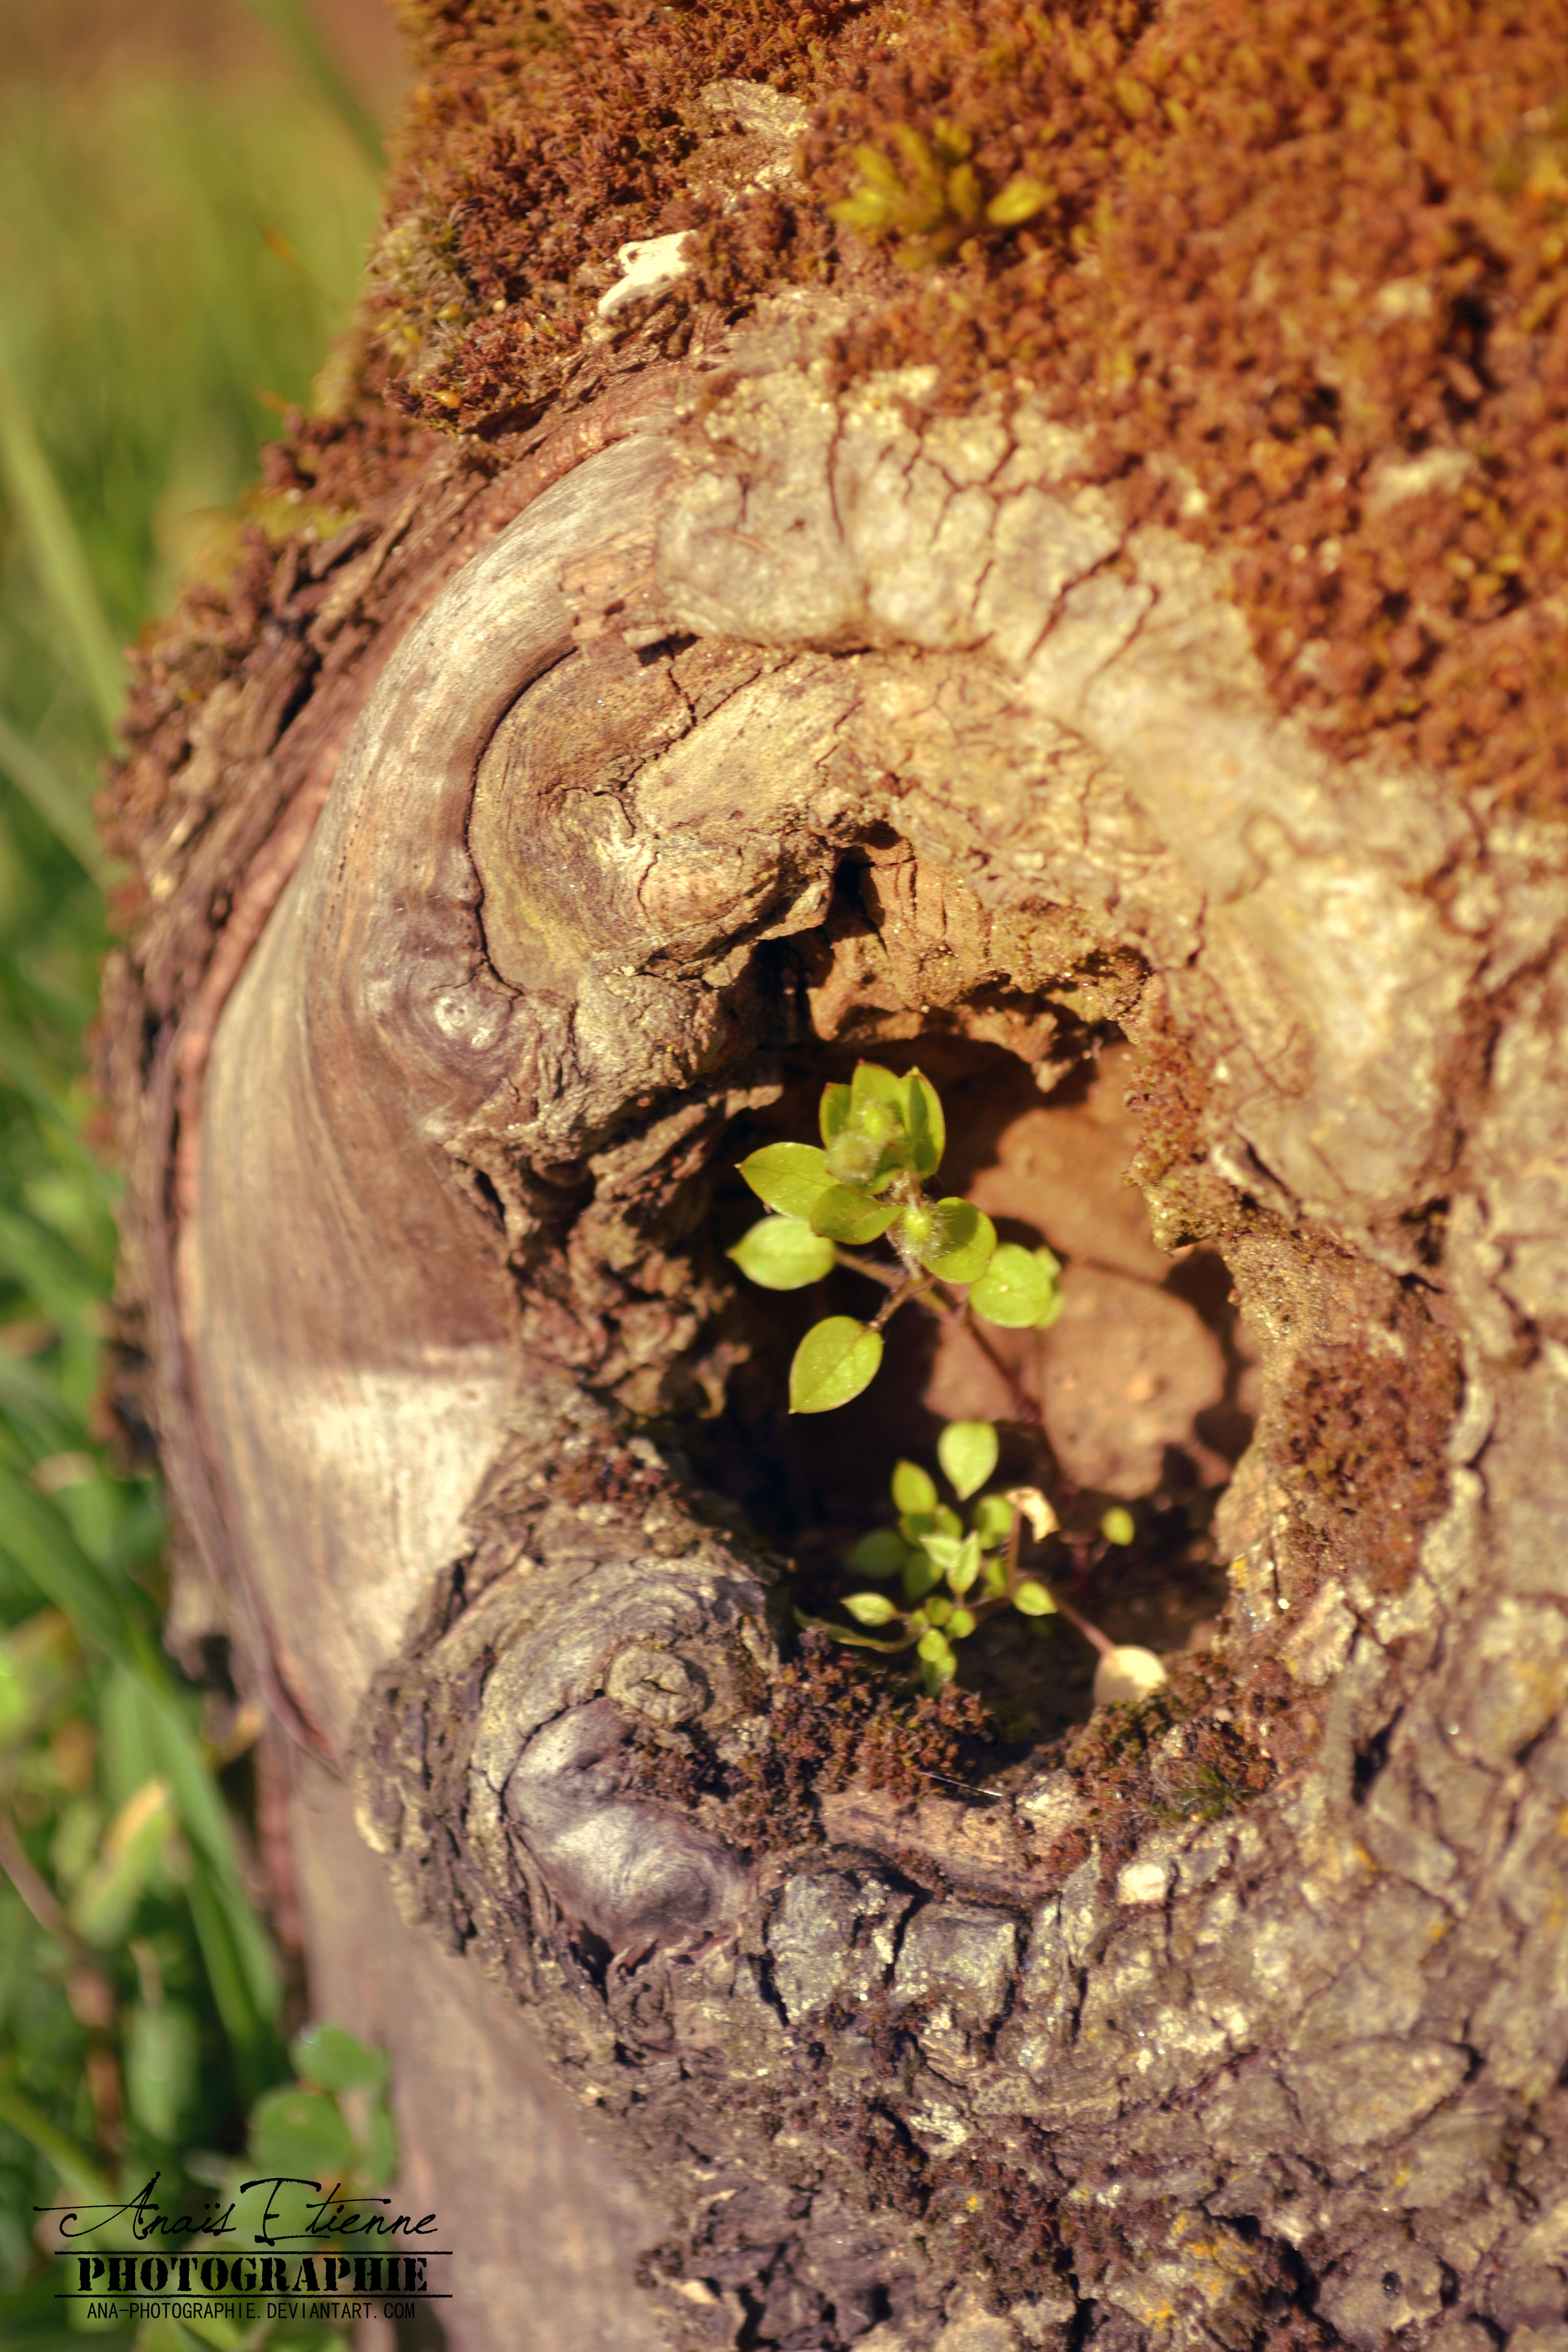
[728,1214,837,1290]
[1100,1505,1136,1547]
[938,1418,998,1502]
[920,1529,965,1574]
[903,1068,945,1177]
[738,1141,832,1219]
[844,1590,900,1627]
[946,1531,983,1596]
[820,1081,852,1142]
[1014,1578,1057,1618]
[891,1459,938,1515]
[970,1242,1062,1328]
[810,1183,901,1244]
[972,1491,1014,1548]
[915,1200,996,1283]
[948,1606,977,1639]
[789,1316,883,1413]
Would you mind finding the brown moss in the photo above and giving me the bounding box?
[352,0,1568,822]
[726,1629,994,1849]
[1279,1317,1461,1594]
[1044,1650,1314,1879]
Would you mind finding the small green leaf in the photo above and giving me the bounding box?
[915,1200,997,1283]
[850,1528,913,1580]
[983,1557,1009,1598]
[790,1317,883,1413]
[938,1419,999,1502]
[850,1061,906,1119]
[728,1215,837,1290]
[892,1459,938,1516]
[810,1183,901,1244]
[1100,1505,1136,1547]
[920,1530,965,1574]
[970,1242,1063,1329]
[917,1628,957,1689]
[1014,1579,1057,1618]
[946,1532,983,1596]
[247,2086,357,2180]
[902,1551,942,1602]
[844,1590,901,1626]
[948,1606,977,1639]
[903,1069,945,1177]
[820,1081,852,1142]
[925,1595,953,1627]
[738,1141,832,1219]
[972,1491,1014,1548]
[291,2020,389,2094]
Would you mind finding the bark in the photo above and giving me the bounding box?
[103,297,1568,2352]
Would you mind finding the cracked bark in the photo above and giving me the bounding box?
[102,305,1568,2352]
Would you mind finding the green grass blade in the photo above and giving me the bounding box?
[0,342,126,741]
[0,710,103,877]
[0,1463,131,1655]
[236,0,386,174]
[0,2075,114,2204]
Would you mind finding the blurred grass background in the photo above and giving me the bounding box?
[0,5,403,2342]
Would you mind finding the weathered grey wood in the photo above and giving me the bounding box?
[164,324,1568,2352]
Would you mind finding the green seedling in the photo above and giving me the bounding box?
[797,1419,1061,1694]
[730,1062,1063,1415]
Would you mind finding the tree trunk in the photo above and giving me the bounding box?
[101,60,1568,2352]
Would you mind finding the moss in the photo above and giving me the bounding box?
[1042,1650,1315,1880]
[724,1629,994,1849]
[343,0,1568,822]
[1278,1314,1461,1594]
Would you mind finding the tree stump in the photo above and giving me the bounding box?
[99,8,1568,2349]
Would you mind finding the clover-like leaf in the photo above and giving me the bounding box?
[902,1069,945,1177]
[938,1419,999,1502]
[820,1081,853,1142]
[948,1606,977,1639]
[1014,1578,1057,1618]
[738,1141,832,1219]
[913,1200,996,1283]
[810,1183,901,1244]
[918,1529,965,1575]
[891,1459,938,1515]
[728,1215,837,1291]
[970,1241,1062,1329]
[925,1596,954,1627]
[850,1528,913,1580]
[789,1316,883,1413]
[843,1590,901,1627]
